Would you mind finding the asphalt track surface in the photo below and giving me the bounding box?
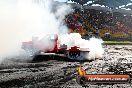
[0,45,132,88]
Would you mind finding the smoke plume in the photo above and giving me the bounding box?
[0,0,104,62]
[0,0,72,63]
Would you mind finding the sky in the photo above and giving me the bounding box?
[54,0,67,2]
[54,0,132,10]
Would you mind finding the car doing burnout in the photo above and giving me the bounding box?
[21,33,90,60]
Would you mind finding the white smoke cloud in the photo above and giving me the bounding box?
[85,37,104,59]
[0,0,72,63]
[0,0,104,62]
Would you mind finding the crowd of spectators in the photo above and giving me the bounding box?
[64,6,132,41]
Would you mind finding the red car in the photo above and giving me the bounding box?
[22,34,90,60]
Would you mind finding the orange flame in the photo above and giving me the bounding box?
[77,65,86,76]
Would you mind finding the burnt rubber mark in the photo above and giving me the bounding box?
[0,64,78,87]
[0,71,58,87]
[0,63,52,70]
[51,71,77,87]
[49,65,79,87]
